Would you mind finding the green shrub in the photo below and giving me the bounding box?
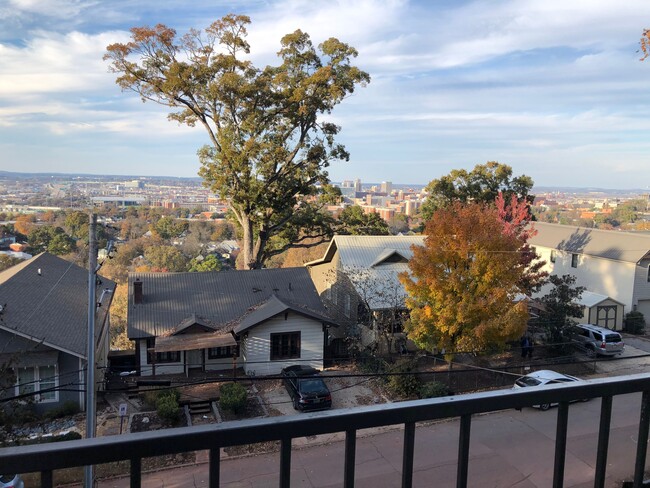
[44,401,80,420]
[141,389,159,410]
[386,360,421,398]
[219,382,247,414]
[419,381,452,399]
[155,390,181,425]
[625,311,646,335]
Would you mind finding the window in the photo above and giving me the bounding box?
[270,332,300,360]
[39,365,56,401]
[208,345,238,359]
[647,265,650,282]
[344,294,351,317]
[571,253,578,268]
[146,338,180,364]
[15,365,58,403]
[550,250,556,263]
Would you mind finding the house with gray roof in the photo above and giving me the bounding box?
[0,253,115,414]
[530,222,650,329]
[306,235,425,355]
[127,267,336,376]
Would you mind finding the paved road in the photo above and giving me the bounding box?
[98,391,650,488]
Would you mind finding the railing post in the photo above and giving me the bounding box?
[552,401,570,488]
[402,422,415,488]
[633,391,650,487]
[457,414,472,488]
[594,396,612,488]
[40,470,53,488]
[344,429,357,488]
[130,457,141,488]
[209,448,220,488]
[279,437,292,488]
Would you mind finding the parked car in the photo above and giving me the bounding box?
[571,324,624,357]
[0,474,24,488]
[513,370,585,411]
[281,365,332,412]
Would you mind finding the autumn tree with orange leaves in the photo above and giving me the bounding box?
[400,198,545,359]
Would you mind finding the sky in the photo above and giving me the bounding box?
[1,0,650,189]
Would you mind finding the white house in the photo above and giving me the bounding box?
[306,235,425,354]
[530,222,650,329]
[127,268,335,376]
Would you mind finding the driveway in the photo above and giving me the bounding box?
[258,367,389,417]
[591,334,650,375]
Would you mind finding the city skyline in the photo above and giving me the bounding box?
[2,1,650,189]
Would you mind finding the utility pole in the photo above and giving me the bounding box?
[84,213,97,488]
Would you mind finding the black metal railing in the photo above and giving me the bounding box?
[2,372,650,488]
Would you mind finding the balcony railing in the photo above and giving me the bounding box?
[2,372,650,488]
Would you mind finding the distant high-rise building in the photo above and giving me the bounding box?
[354,179,362,192]
[380,181,392,194]
[341,180,354,188]
[405,200,422,216]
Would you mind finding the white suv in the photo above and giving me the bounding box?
[571,324,624,356]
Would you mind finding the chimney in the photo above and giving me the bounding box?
[133,279,143,304]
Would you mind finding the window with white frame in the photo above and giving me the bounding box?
[571,253,578,268]
[15,365,58,403]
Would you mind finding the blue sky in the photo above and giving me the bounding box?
[1,0,650,189]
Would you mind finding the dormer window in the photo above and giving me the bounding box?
[571,253,578,268]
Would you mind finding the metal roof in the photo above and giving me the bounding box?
[127,267,332,339]
[0,252,116,357]
[576,290,623,308]
[529,222,650,263]
[307,235,425,310]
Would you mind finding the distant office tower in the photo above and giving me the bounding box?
[405,200,422,216]
[380,181,392,194]
[398,190,404,201]
[354,179,362,192]
[341,180,354,188]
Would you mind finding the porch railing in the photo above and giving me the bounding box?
[2,372,650,488]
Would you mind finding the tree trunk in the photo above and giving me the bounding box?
[241,217,255,270]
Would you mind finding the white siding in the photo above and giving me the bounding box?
[633,258,650,327]
[137,339,184,376]
[205,352,239,372]
[242,312,324,376]
[576,299,624,330]
[536,246,636,312]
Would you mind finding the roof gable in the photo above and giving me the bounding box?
[234,294,335,335]
[128,267,332,339]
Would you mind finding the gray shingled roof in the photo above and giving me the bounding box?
[0,252,116,357]
[127,267,332,339]
[530,222,650,263]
